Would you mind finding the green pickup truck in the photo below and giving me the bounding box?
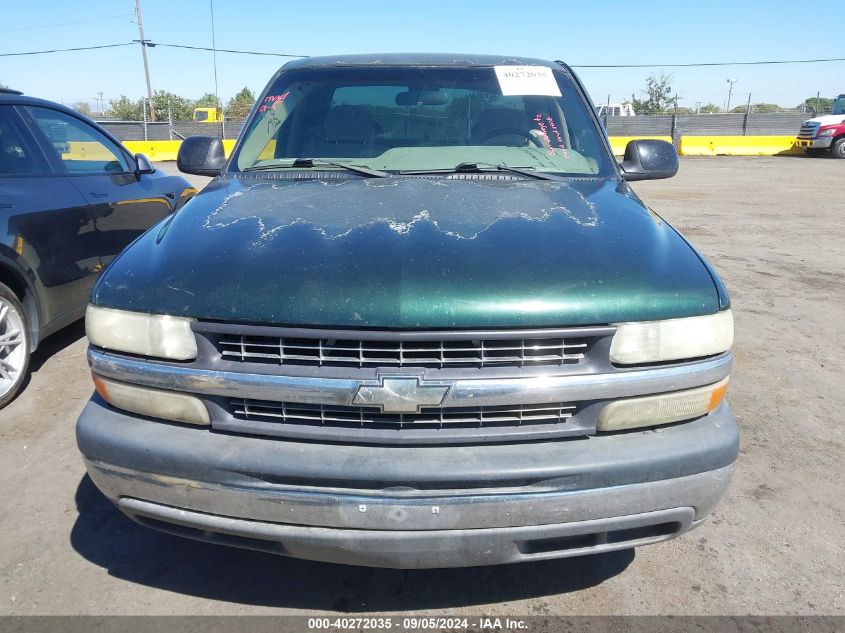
[76,54,737,569]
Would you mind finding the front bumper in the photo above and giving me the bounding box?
[77,395,739,568]
[796,137,832,149]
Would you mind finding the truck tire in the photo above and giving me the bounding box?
[833,137,845,159]
[0,282,31,409]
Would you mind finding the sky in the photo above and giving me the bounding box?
[0,0,841,112]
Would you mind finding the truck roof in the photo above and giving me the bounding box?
[282,53,563,71]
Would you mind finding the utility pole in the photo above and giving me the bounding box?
[725,78,737,113]
[210,0,222,137]
[135,0,156,121]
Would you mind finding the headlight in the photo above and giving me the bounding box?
[610,310,733,365]
[598,378,729,432]
[818,129,836,137]
[93,376,210,425]
[86,305,197,360]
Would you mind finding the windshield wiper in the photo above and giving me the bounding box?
[244,159,390,178]
[400,162,562,181]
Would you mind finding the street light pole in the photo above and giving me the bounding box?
[726,78,737,113]
[135,0,156,122]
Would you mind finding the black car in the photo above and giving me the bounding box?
[0,88,195,406]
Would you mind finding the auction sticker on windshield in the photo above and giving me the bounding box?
[494,65,562,97]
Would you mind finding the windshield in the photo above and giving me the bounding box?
[233,65,614,177]
[833,96,845,116]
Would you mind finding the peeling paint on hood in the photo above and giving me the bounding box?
[203,177,598,243]
[93,174,719,329]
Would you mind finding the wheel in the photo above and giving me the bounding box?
[0,283,30,408]
[832,137,845,159]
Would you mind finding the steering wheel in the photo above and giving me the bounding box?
[479,128,542,147]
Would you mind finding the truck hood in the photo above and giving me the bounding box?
[805,114,845,126]
[93,174,721,328]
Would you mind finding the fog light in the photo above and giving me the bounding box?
[93,375,210,426]
[598,378,728,432]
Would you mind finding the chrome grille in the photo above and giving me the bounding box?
[798,122,820,139]
[217,335,589,368]
[230,399,576,430]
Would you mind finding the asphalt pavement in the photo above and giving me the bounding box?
[0,156,842,615]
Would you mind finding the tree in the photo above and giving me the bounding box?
[107,92,195,121]
[195,92,222,110]
[225,87,255,120]
[632,72,676,115]
[799,97,833,115]
[72,101,92,116]
[152,90,194,120]
[730,103,781,114]
[108,95,143,120]
[699,103,721,114]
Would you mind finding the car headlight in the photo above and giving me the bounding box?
[818,129,836,137]
[86,305,197,360]
[610,310,733,365]
[598,378,729,432]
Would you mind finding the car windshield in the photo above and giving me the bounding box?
[233,65,614,177]
[832,96,845,115]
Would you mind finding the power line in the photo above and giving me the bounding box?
[1,43,842,67]
[573,57,845,68]
[0,13,131,33]
[0,43,134,57]
[152,42,305,57]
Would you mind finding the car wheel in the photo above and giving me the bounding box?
[832,138,845,159]
[0,282,30,408]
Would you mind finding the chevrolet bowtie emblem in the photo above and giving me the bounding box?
[353,376,450,413]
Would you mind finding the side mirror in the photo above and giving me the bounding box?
[177,136,226,177]
[134,153,155,176]
[620,139,678,181]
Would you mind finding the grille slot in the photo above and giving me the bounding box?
[218,335,589,368]
[230,399,576,430]
[798,122,820,139]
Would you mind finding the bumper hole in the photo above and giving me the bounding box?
[520,521,680,554]
[131,513,289,555]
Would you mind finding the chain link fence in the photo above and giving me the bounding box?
[603,112,807,143]
[96,120,246,141]
[96,112,808,146]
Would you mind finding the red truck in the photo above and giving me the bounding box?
[796,94,845,158]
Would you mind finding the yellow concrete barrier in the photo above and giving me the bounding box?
[679,136,801,157]
[124,139,237,161]
[608,136,673,156]
[62,141,117,161]
[94,136,806,162]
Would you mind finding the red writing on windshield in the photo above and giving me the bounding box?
[533,113,570,158]
[258,91,290,113]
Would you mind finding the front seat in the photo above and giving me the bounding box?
[318,105,379,157]
[471,108,531,146]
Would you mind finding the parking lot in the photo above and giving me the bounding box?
[0,156,842,616]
